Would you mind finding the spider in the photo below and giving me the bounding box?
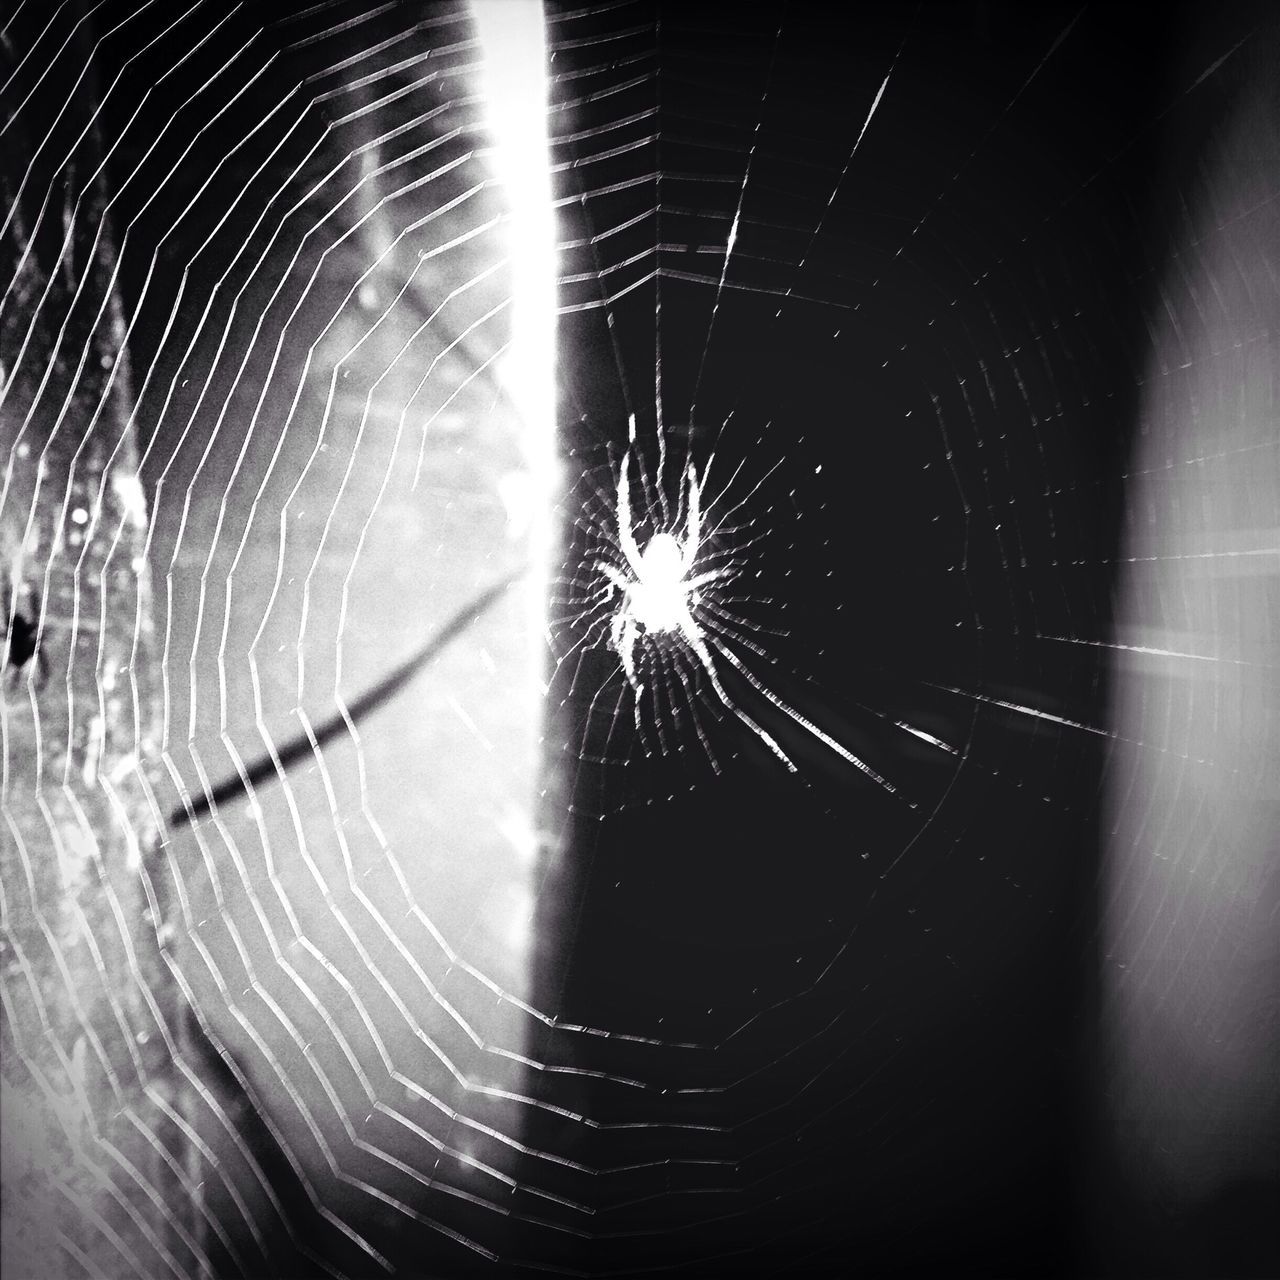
[589,446,897,788]
[597,449,730,694]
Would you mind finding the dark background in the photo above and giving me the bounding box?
[535,3,1275,1276]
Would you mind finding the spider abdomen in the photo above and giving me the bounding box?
[633,532,691,632]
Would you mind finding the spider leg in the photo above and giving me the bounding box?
[711,637,897,795]
[683,460,701,567]
[617,450,645,578]
[687,565,736,591]
[611,609,642,695]
[598,562,631,597]
[674,604,796,771]
[623,616,642,694]
[669,462,702,579]
[627,618,647,739]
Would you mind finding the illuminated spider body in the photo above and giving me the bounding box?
[597,450,726,693]
[582,444,898,792]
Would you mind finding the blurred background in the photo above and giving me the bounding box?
[1,2,1276,1277]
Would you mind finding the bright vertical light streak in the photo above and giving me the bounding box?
[471,0,558,675]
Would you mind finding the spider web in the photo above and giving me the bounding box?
[2,2,1277,1278]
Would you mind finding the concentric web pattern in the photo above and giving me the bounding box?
[538,1,1276,1270]
[1,2,1275,1278]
